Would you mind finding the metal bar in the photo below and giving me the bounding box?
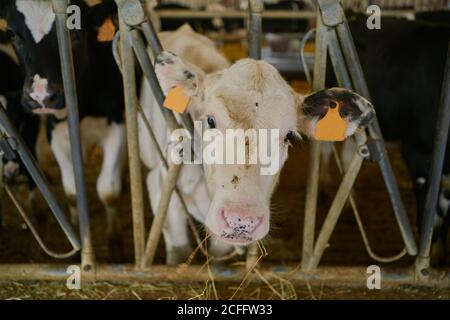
[154,9,414,20]
[52,0,94,272]
[336,20,417,256]
[136,103,208,255]
[307,150,365,270]
[0,264,447,285]
[127,29,183,132]
[0,144,3,230]
[126,11,208,257]
[142,162,182,268]
[248,0,263,60]
[0,107,80,250]
[118,2,201,267]
[137,20,197,137]
[416,43,450,276]
[118,17,146,268]
[245,0,264,269]
[141,21,163,56]
[127,30,177,129]
[301,12,327,271]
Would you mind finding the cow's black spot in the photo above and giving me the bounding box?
[155,56,165,65]
[184,70,195,80]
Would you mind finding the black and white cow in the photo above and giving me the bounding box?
[0,30,40,218]
[0,0,126,260]
[324,17,450,265]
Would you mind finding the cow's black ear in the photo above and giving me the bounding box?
[85,0,118,30]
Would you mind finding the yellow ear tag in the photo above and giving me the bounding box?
[315,101,347,141]
[97,17,116,42]
[163,85,191,114]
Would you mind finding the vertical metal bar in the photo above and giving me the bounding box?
[307,150,365,270]
[0,148,3,230]
[0,107,81,250]
[248,0,263,60]
[52,0,94,273]
[301,13,327,271]
[142,162,182,268]
[336,21,417,256]
[118,17,146,268]
[416,43,450,276]
[246,0,264,269]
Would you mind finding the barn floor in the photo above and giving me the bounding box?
[1,281,450,300]
[0,41,449,298]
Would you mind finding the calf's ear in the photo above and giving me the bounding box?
[154,51,204,98]
[297,87,375,139]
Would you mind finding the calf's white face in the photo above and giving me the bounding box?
[156,52,375,245]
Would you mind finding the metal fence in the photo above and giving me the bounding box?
[0,0,449,286]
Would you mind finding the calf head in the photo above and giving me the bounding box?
[156,52,375,246]
[0,0,117,117]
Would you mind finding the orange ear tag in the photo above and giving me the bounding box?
[163,85,191,114]
[0,19,7,32]
[315,102,347,141]
[97,17,116,42]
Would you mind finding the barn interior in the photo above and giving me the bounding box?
[0,0,449,300]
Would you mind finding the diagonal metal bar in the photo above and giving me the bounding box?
[307,147,366,270]
[335,18,417,256]
[415,43,450,276]
[0,106,81,252]
[142,161,182,268]
[115,0,192,268]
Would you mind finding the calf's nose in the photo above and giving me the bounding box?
[219,208,264,244]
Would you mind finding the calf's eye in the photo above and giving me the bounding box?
[284,131,295,143]
[207,115,216,128]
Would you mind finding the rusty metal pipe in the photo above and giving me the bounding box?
[142,162,182,268]
[307,150,365,270]
[0,264,447,286]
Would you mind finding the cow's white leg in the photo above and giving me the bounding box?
[96,122,126,261]
[50,121,78,225]
[147,167,192,265]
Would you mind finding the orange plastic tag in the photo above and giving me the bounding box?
[163,85,190,113]
[315,102,347,141]
[97,17,116,42]
[0,19,7,32]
